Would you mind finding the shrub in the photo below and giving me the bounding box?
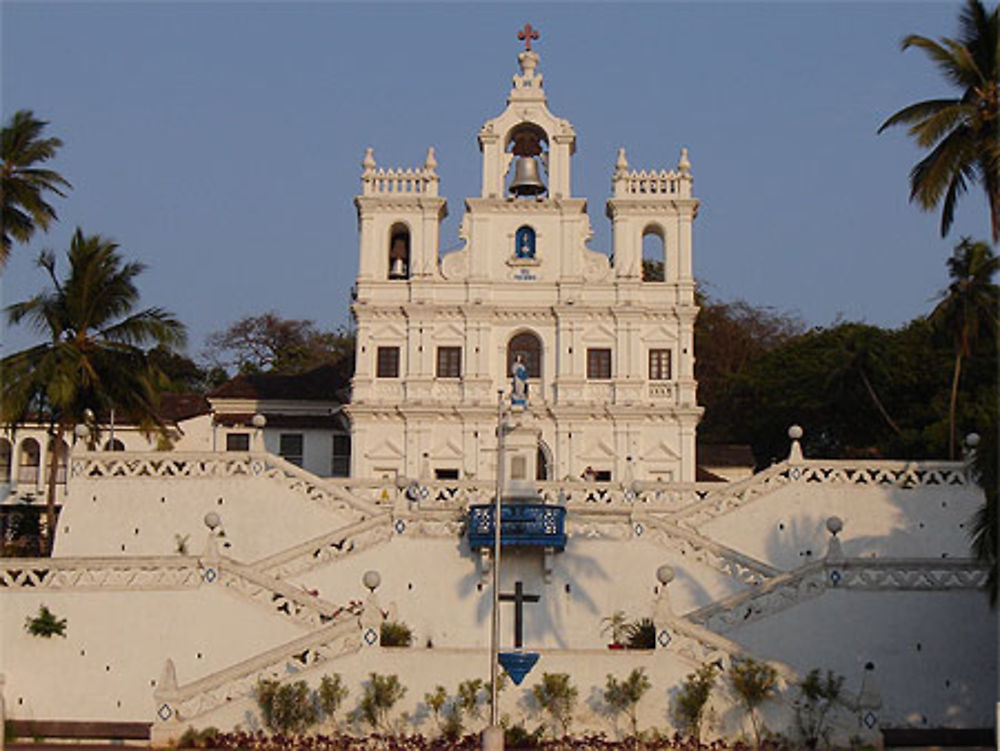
[730,657,779,750]
[601,610,629,645]
[379,620,413,647]
[505,723,544,748]
[604,668,651,739]
[675,663,717,744]
[24,604,67,638]
[318,673,348,727]
[358,673,407,731]
[424,685,448,734]
[531,672,577,738]
[253,679,316,733]
[624,618,656,649]
[795,668,845,750]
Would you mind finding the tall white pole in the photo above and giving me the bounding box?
[490,389,504,728]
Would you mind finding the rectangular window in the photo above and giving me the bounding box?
[648,349,672,380]
[226,433,250,452]
[279,433,304,467]
[595,470,612,482]
[331,434,351,477]
[376,346,400,378]
[434,468,459,480]
[586,348,612,380]
[436,346,462,378]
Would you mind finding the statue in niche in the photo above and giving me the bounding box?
[511,354,529,406]
[515,226,536,259]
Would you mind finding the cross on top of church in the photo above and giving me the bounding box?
[518,23,539,52]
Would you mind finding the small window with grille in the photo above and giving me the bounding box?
[377,346,400,378]
[226,433,250,452]
[331,434,351,477]
[279,433,304,467]
[586,348,612,380]
[436,346,461,378]
[648,349,672,380]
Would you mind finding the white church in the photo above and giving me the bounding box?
[0,35,994,750]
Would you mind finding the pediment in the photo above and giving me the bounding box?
[371,323,406,341]
[643,440,681,462]
[366,438,404,461]
[429,437,464,460]
[640,325,678,343]
[431,323,464,342]
[579,438,616,461]
[580,324,615,343]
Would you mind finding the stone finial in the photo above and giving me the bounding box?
[362,147,376,172]
[678,147,691,175]
[826,516,844,561]
[158,658,178,694]
[424,147,437,173]
[615,147,629,174]
[788,425,804,463]
[653,565,675,623]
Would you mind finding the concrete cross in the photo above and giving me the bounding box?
[499,580,540,648]
[517,24,539,52]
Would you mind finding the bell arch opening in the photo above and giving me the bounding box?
[642,224,666,282]
[388,223,411,280]
[505,123,549,198]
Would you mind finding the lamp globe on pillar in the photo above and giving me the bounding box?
[73,422,90,448]
[251,413,267,451]
[654,564,675,624]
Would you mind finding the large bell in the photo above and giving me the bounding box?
[509,156,546,197]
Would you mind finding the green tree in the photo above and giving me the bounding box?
[531,672,577,738]
[603,668,651,740]
[204,311,354,376]
[318,673,349,729]
[358,673,406,731]
[2,230,185,552]
[794,668,844,750]
[1,110,71,268]
[729,658,778,751]
[929,238,999,458]
[674,663,717,744]
[878,0,1000,242]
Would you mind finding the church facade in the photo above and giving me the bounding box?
[349,47,700,484]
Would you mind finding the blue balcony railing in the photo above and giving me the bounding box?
[467,503,567,552]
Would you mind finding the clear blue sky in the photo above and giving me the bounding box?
[2,1,991,360]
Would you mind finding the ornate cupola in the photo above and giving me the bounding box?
[478,25,577,201]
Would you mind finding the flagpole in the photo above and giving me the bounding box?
[490,388,504,729]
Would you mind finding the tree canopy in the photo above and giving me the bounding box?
[1,110,71,268]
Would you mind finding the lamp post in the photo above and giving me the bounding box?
[489,389,505,729]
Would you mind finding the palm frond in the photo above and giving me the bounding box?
[878,98,961,132]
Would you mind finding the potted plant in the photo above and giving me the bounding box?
[601,610,629,649]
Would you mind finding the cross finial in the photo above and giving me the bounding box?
[518,23,539,52]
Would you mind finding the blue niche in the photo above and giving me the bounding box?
[515,226,536,259]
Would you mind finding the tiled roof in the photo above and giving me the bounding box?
[208,364,349,402]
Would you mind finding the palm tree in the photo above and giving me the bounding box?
[878,0,1000,243]
[1,110,71,268]
[1,229,186,553]
[929,238,999,459]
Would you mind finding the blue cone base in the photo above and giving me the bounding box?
[498,651,539,685]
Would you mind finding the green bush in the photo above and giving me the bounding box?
[253,679,316,733]
[318,674,348,727]
[379,620,413,647]
[795,668,844,750]
[604,668,651,738]
[730,658,779,750]
[358,673,407,731]
[675,663,717,744]
[24,604,67,638]
[531,672,577,738]
[625,617,656,649]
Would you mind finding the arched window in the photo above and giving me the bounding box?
[49,438,69,485]
[0,439,11,484]
[536,441,552,481]
[103,439,125,452]
[642,225,666,282]
[388,223,411,280]
[507,331,542,378]
[18,438,40,484]
[515,226,536,259]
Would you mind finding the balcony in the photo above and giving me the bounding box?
[467,503,567,552]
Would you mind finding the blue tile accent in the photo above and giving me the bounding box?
[790,467,802,480]
[203,567,217,584]
[864,711,877,729]
[657,629,671,648]
[394,519,407,535]
[829,570,842,586]
[157,703,173,721]
[633,522,645,537]
[467,504,567,551]
[364,627,378,646]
